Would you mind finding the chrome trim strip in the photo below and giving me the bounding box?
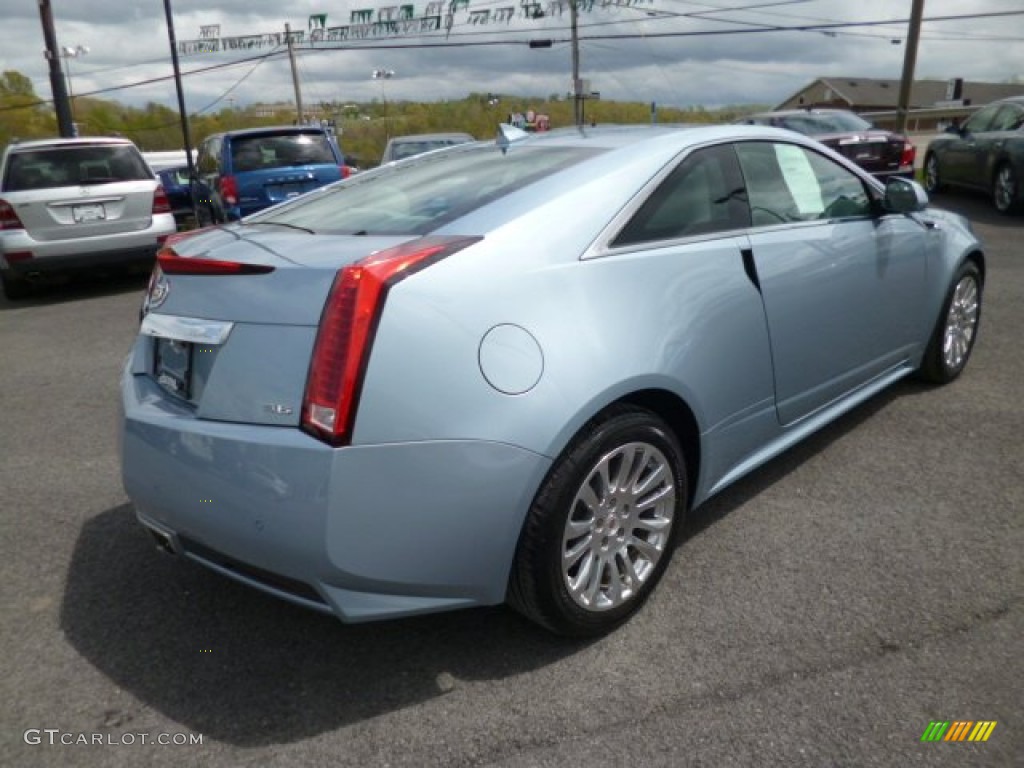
[140,313,234,345]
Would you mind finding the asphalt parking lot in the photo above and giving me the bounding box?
[1,193,1021,767]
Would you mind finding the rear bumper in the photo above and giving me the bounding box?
[871,166,915,180]
[120,370,551,623]
[3,244,161,277]
[0,214,175,274]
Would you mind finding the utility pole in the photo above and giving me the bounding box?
[570,0,581,128]
[896,0,925,135]
[286,23,304,124]
[162,0,199,224]
[38,0,73,137]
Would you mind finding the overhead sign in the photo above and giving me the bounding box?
[176,0,655,54]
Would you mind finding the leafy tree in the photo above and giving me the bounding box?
[1,67,763,167]
[0,71,55,146]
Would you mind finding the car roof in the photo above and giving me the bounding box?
[500,123,798,149]
[5,136,138,152]
[208,125,333,139]
[388,132,475,143]
[748,108,855,118]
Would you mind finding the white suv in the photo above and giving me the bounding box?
[0,137,177,299]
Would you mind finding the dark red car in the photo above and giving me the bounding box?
[741,108,915,180]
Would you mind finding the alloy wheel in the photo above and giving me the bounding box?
[993,165,1016,213]
[925,155,940,193]
[942,274,979,372]
[561,441,676,612]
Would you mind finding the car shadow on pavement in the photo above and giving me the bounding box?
[0,270,148,311]
[681,379,910,540]
[60,379,923,747]
[60,504,590,746]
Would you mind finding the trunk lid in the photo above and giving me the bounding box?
[155,226,417,325]
[816,132,907,175]
[136,226,419,426]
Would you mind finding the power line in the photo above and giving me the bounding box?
[5,9,1022,115]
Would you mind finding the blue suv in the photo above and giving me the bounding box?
[195,126,346,222]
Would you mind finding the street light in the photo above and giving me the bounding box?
[372,69,396,139]
[61,44,89,135]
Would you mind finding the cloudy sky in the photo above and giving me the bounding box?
[3,0,1022,115]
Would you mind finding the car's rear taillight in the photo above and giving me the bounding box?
[156,247,275,275]
[900,140,916,168]
[220,175,238,205]
[340,165,351,179]
[302,235,481,446]
[153,185,172,214]
[0,199,24,230]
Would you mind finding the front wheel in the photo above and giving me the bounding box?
[923,153,944,194]
[507,406,687,636]
[993,163,1020,214]
[1,272,32,301]
[918,261,982,384]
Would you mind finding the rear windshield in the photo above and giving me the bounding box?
[389,138,471,161]
[773,112,874,135]
[230,133,337,172]
[3,144,152,191]
[251,144,599,235]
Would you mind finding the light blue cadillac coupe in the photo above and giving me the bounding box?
[121,124,984,636]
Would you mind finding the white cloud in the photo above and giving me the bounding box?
[5,0,1022,114]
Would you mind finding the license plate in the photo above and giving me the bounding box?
[72,203,105,222]
[154,338,193,398]
[269,182,313,199]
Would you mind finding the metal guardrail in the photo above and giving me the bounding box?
[860,105,983,133]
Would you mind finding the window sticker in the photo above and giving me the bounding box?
[774,144,824,217]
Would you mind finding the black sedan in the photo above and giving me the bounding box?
[740,108,915,181]
[924,96,1024,214]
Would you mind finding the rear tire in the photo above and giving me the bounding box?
[507,405,686,636]
[196,203,216,228]
[1,272,32,301]
[993,163,1020,214]
[918,261,982,384]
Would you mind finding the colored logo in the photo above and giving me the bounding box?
[921,721,997,742]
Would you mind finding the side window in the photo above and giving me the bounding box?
[613,144,748,246]
[989,105,1024,132]
[736,142,871,224]
[962,104,1000,134]
[1008,105,1024,131]
[197,138,219,174]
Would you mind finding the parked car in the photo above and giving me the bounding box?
[0,137,176,299]
[195,126,347,222]
[923,95,1024,214]
[740,108,915,180]
[154,165,194,230]
[380,132,475,164]
[123,124,984,636]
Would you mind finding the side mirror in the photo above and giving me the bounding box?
[884,178,929,213]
